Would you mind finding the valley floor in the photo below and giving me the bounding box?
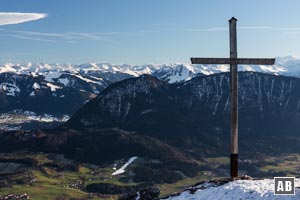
[0,111,68,131]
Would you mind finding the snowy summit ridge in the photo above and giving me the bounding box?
[164,179,300,200]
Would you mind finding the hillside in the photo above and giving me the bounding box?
[66,72,300,159]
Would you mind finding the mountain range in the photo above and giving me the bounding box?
[0,55,299,130]
[1,56,300,118]
[2,71,300,172]
[2,56,300,79]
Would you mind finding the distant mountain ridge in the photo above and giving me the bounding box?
[1,56,300,83]
[0,72,105,115]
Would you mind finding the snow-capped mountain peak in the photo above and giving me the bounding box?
[1,56,300,85]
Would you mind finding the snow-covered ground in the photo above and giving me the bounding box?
[164,179,300,200]
[112,156,137,176]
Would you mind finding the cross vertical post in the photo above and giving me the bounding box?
[229,17,238,179]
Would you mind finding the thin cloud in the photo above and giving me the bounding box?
[12,35,54,42]
[13,30,63,37]
[5,29,157,43]
[7,30,112,42]
[0,12,47,26]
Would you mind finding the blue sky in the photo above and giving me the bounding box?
[1,0,300,64]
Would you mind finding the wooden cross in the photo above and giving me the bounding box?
[191,17,275,179]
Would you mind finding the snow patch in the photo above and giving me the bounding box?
[136,192,140,200]
[27,114,69,123]
[0,83,20,96]
[112,156,137,176]
[32,82,40,89]
[44,71,62,82]
[29,91,35,96]
[73,74,102,84]
[164,179,300,200]
[46,82,61,92]
[58,78,70,86]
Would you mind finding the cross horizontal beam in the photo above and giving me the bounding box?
[191,58,275,65]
